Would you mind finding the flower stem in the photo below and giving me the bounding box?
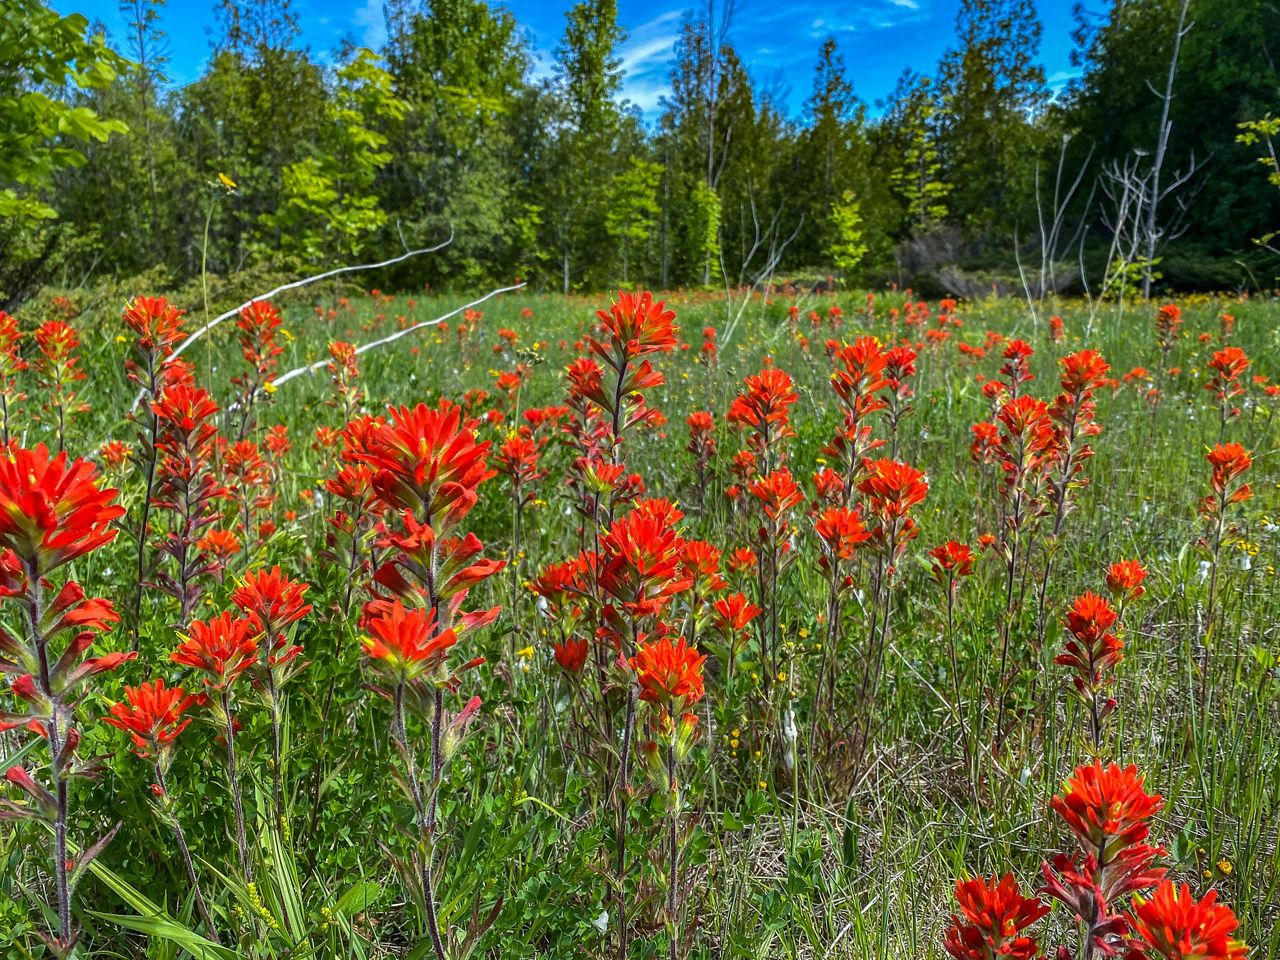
[156,765,221,943]
[220,691,254,883]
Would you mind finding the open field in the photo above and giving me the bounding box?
[1,286,1278,958]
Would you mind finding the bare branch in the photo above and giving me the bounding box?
[128,233,455,411]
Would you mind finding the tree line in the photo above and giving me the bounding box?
[2,0,1278,304]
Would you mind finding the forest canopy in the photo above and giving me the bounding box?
[2,0,1278,304]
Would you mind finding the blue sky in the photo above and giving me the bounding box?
[66,0,1082,121]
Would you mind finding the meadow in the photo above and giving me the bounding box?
[0,283,1276,959]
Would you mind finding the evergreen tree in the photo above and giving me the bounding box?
[935,0,1049,239]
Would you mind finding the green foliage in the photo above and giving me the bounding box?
[827,191,869,276]
[935,0,1049,238]
[886,74,952,228]
[0,0,128,222]
[3,0,1280,299]
[259,49,405,265]
[604,158,661,282]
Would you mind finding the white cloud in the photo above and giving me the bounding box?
[616,9,683,117]
[352,0,387,50]
[618,9,682,76]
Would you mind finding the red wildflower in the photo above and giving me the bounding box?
[829,337,888,416]
[1205,443,1252,502]
[686,411,716,467]
[100,440,133,471]
[1060,349,1111,395]
[362,600,460,681]
[712,592,762,635]
[121,296,185,356]
[593,290,678,357]
[928,541,975,580]
[494,433,546,505]
[263,425,291,458]
[726,367,799,444]
[0,444,124,573]
[0,310,27,381]
[171,613,260,689]
[1051,762,1163,863]
[1155,304,1182,351]
[552,637,589,673]
[858,458,928,521]
[748,468,804,521]
[943,874,1048,960]
[999,339,1035,394]
[629,634,706,716]
[104,678,202,759]
[596,503,691,626]
[814,506,870,562]
[1128,882,1247,960]
[232,566,312,637]
[152,384,221,444]
[353,400,495,526]
[970,422,1001,464]
[197,529,241,565]
[1106,560,1147,602]
[1056,593,1124,736]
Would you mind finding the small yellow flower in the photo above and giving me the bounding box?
[729,738,739,749]
[757,780,767,790]
[798,628,809,639]
[776,672,787,683]
[263,381,278,394]
[217,171,237,191]
[516,645,534,660]
[1217,858,1233,876]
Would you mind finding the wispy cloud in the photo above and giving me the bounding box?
[617,9,682,114]
[352,0,386,50]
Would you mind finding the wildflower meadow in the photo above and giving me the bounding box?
[0,285,1275,960]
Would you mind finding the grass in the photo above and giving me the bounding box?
[0,285,1277,958]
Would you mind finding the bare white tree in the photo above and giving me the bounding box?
[1097,0,1206,300]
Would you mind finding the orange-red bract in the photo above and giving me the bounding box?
[171,613,260,689]
[353,400,495,525]
[858,458,929,520]
[1128,882,1247,960]
[726,367,799,438]
[592,290,678,358]
[362,600,460,680]
[1205,443,1251,501]
[1050,761,1162,862]
[552,637,589,673]
[712,592,762,634]
[104,678,202,759]
[122,296,186,355]
[0,443,125,574]
[942,873,1048,960]
[928,541,975,580]
[629,634,706,716]
[1106,559,1147,601]
[815,506,871,562]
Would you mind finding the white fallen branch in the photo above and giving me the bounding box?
[266,281,525,391]
[129,233,454,411]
